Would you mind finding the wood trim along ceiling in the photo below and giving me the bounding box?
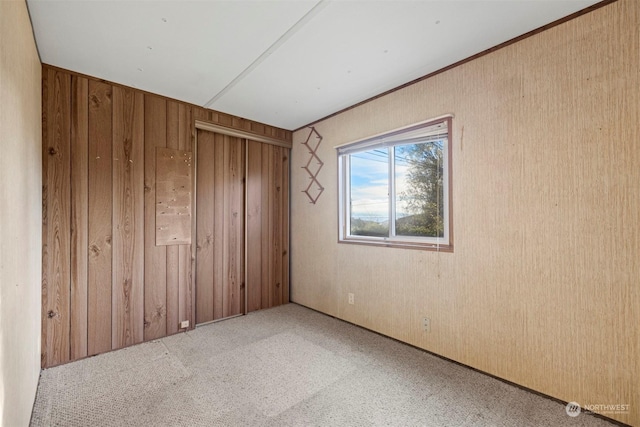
[295,0,618,132]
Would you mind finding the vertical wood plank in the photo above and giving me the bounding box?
[144,95,167,340]
[87,80,113,356]
[260,143,272,309]
[178,104,192,327]
[272,145,283,306]
[218,112,232,127]
[218,135,230,319]
[282,148,290,304]
[246,140,263,312]
[222,137,232,319]
[212,133,225,319]
[165,101,180,334]
[112,86,145,349]
[192,107,208,122]
[226,136,244,317]
[41,67,49,368]
[42,69,71,367]
[190,110,202,327]
[222,137,231,318]
[195,130,215,324]
[239,139,246,315]
[70,75,89,360]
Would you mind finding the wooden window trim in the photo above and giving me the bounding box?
[337,116,453,252]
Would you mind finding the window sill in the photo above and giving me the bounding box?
[338,237,453,252]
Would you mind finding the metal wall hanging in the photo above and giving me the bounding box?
[301,126,324,204]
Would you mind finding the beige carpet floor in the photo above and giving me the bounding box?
[30,303,618,426]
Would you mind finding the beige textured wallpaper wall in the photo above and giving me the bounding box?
[290,1,639,425]
[0,1,43,425]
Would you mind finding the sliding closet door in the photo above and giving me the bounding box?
[195,130,245,324]
[246,140,290,312]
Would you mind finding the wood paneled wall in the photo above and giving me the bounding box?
[41,65,291,367]
[290,1,639,426]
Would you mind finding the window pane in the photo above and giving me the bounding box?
[349,149,389,237]
[394,140,445,238]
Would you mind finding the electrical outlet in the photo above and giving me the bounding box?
[422,317,431,332]
[348,293,355,305]
[180,320,189,329]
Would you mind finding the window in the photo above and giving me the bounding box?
[338,116,452,251]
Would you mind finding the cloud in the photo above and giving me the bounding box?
[347,150,418,220]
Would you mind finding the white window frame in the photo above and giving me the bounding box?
[337,115,453,251]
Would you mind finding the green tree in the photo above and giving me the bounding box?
[396,141,444,237]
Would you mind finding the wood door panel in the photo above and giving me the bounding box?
[246,141,263,312]
[195,130,245,324]
[212,134,225,320]
[272,145,283,306]
[195,130,215,324]
[245,141,290,313]
[225,135,244,317]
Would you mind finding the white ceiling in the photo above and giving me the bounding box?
[28,0,601,130]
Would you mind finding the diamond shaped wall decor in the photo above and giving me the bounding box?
[301,127,324,204]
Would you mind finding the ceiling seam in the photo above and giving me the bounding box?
[202,0,328,109]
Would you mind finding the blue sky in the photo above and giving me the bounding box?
[349,148,411,222]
